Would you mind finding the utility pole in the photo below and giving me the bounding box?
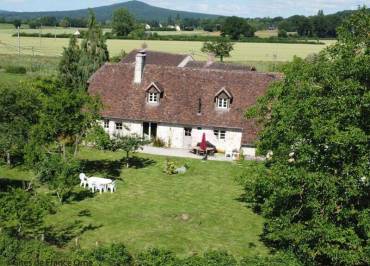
[17,26,20,55]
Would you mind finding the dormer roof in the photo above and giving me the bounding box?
[215,87,233,99]
[146,82,164,93]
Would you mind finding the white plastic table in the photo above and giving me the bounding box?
[88,177,112,192]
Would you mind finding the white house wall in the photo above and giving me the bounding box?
[101,120,245,153]
[102,119,143,137]
[157,124,184,148]
[191,127,242,152]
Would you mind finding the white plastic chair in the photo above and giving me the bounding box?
[107,181,117,193]
[79,173,88,188]
[87,179,96,192]
[95,183,106,194]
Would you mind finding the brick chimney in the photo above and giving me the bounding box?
[134,49,146,84]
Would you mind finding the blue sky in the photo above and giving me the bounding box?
[0,0,368,17]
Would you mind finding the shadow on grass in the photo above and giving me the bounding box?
[45,220,102,247]
[128,156,156,169]
[68,188,95,202]
[235,194,262,214]
[80,156,156,178]
[80,159,122,179]
[0,178,30,192]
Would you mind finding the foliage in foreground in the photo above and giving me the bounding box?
[0,189,55,239]
[0,85,40,165]
[0,234,301,266]
[243,8,370,266]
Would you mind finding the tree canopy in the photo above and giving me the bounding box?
[221,16,256,40]
[0,85,40,165]
[243,8,370,265]
[112,8,136,37]
[201,37,234,62]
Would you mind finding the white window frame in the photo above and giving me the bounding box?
[104,120,110,129]
[214,129,226,140]
[148,92,159,103]
[115,122,123,130]
[217,98,229,109]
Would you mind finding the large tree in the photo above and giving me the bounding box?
[58,36,82,89]
[242,8,369,265]
[221,16,255,40]
[26,78,100,161]
[201,37,234,62]
[79,10,109,88]
[0,85,40,165]
[112,8,136,37]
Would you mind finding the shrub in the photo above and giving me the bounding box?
[164,158,177,175]
[110,50,127,63]
[0,235,58,265]
[153,137,166,147]
[136,248,179,266]
[202,251,237,266]
[278,29,288,38]
[85,125,112,150]
[240,252,302,266]
[5,65,27,74]
[71,243,133,265]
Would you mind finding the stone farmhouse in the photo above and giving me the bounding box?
[88,49,279,157]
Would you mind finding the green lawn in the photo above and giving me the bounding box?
[0,148,267,258]
[0,72,28,86]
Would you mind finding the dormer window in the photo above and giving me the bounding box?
[148,92,159,103]
[215,87,233,110]
[217,98,229,109]
[146,82,163,105]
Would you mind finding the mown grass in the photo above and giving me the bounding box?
[0,54,59,87]
[0,148,267,258]
[0,24,332,61]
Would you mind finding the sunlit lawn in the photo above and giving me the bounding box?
[0,148,268,258]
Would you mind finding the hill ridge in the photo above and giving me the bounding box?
[0,0,221,22]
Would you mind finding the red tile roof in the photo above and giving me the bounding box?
[121,49,190,67]
[88,62,280,145]
[186,61,255,71]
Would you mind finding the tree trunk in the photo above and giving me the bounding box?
[220,55,224,62]
[126,151,130,168]
[56,191,63,204]
[74,135,80,157]
[6,152,11,166]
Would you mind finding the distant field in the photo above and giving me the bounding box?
[0,24,333,62]
[151,30,220,36]
[255,30,278,38]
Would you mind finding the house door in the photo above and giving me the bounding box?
[183,127,193,148]
[143,122,157,139]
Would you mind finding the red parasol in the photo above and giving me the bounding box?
[200,133,207,151]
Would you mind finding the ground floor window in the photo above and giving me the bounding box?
[104,120,110,129]
[214,129,226,140]
[184,128,192,136]
[116,122,123,130]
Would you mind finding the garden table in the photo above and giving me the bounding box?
[88,177,112,192]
